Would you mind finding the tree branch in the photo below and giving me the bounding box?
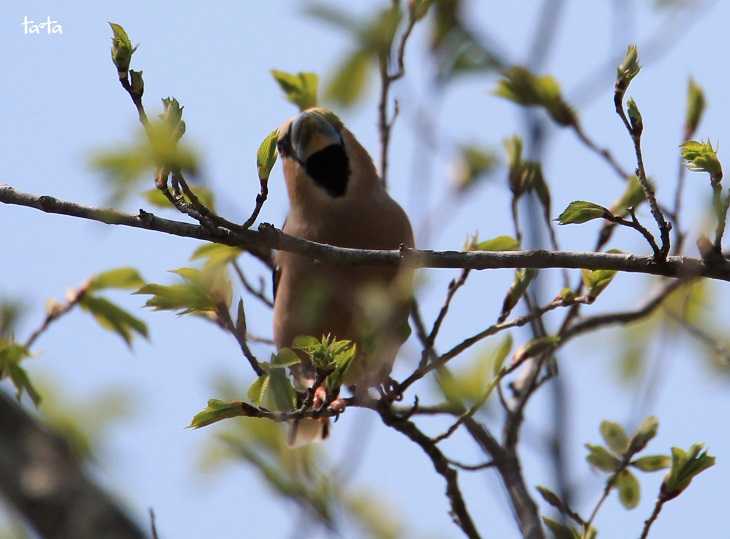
[0,391,147,539]
[3,186,730,281]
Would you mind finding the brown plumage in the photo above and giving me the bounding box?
[272,108,414,444]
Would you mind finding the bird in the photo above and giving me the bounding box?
[272,108,415,445]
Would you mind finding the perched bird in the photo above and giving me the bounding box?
[273,108,414,444]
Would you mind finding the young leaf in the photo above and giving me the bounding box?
[631,455,671,472]
[79,295,148,347]
[136,266,232,315]
[190,243,242,268]
[0,342,39,405]
[542,516,580,539]
[492,334,513,375]
[581,267,618,301]
[266,369,297,412]
[627,98,643,135]
[536,485,565,512]
[681,140,723,182]
[451,144,498,192]
[512,336,560,365]
[616,469,640,509]
[270,348,301,369]
[494,67,576,126]
[499,268,537,322]
[585,444,621,472]
[611,175,647,216]
[628,416,658,454]
[557,201,611,225]
[88,268,144,293]
[257,129,279,183]
[600,420,630,455]
[270,70,319,111]
[616,44,640,95]
[474,235,520,252]
[685,78,706,138]
[7,363,41,405]
[661,444,715,499]
[326,49,372,106]
[248,374,270,407]
[189,399,248,429]
[109,22,137,76]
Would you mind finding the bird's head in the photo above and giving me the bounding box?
[277,108,378,206]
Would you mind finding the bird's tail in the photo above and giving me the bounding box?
[287,417,330,447]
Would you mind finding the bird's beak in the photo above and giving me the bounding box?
[279,110,343,165]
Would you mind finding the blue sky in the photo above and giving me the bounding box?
[2,1,729,537]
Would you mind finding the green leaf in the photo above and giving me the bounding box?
[685,78,706,137]
[0,341,39,405]
[143,185,215,210]
[271,348,301,369]
[190,243,242,268]
[494,67,575,126]
[512,336,560,364]
[616,44,640,92]
[611,175,647,216]
[326,49,372,106]
[557,201,611,225]
[600,420,630,455]
[79,295,148,347]
[627,97,643,134]
[247,375,270,406]
[631,455,671,472]
[266,369,297,411]
[582,266,618,301]
[7,363,41,406]
[109,22,137,76]
[628,416,658,454]
[499,268,537,322]
[189,399,247,429]
[542,517,581,539]
[474,235,520,252]
[492,334,513,375]
[257,128,279,183]
[271,70,319,111]
[536,485,565,512]
[616,469,640,509]
[662,443,715,498]
[585,444,621,472]
[88,268,144,293]
[681,139,723,182]
[451,145,499,192]
[135,266,232,315]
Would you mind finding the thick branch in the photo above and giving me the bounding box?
[3,186,730,281]
[0,391,147,539]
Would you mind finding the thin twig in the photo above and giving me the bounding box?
[639,497,666,539]
[446,459,495,472]
[215,303,263,376]
[232,261,273,308]
[24,282,89,349]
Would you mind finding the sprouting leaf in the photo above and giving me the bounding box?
[247,375,270,407]
[600,420,630,455]
[451,145,499,192]
[536,485,565,512]
[611,176,647,216]
[271,348,301,369]
[499,268,537,323]
[661,443,715,499]
[616,469,640,509]
[190,243,242,268]
[631,455,671,472]
[628,416,658,454]
[135,266,232,315]
[271,70,319,111]
[494,67,575,126]
[79,295,148,347]
[0,341,39,405]
[681,140,723,182]
[542,516,581,539]
[627,98,643,134]
[325,49,372,106]
[685,78,706,137]
[143,185,215,210]
[581,265,618,301]
[257,129,279,183]
[557,201,611,225]
[585,444,621,472]
[473,235,520,252]
[88,268,144,293]
[109,22,137,76]
[512,336,560,365]
[7,363,41,405]
[616,44,640,93]
[189,399,248,428]
[267,368,298,411]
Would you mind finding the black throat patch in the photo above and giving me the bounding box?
[304,144,350,198]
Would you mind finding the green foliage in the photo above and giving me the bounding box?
[661,444,715,499]
[582,255,620,301]
[494,67,575,126]
[557,201,611,225]
[451,144,499,192]
[79,295,148,347]
[585,443,621,472]
[499,268,537,322]
[470,235,520,252]
[512,336,560,365]
[271,70,319,111]
[631,455,671,472]
[0,340,39,405]
[615,44,640,96]
[257,128,279,183]
[542,516,593,539]
[611,176,647,216]
[616,469,640,509]
[685,78,706,136]
[628,415,659,453]
[189,399,250,429]
[190,243,242,268]
[293,335,357,393]
[600,420,630,455]
[109,22,137,76]
[326,50,372,106]
[143,185,215,210]
[135,266,232,315]
[87,267,144,293]
[626,97,643,134]
[681,139,723,182]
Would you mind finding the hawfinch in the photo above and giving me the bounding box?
[273,108,414,444]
